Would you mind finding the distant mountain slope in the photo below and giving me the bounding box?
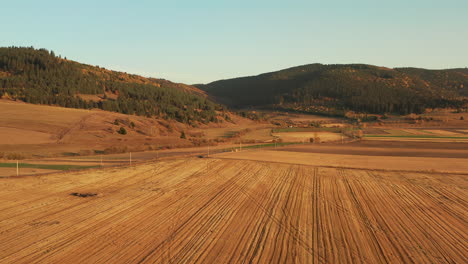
[0,47,224,124]
[198,64,468,115]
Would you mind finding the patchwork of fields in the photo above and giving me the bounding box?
[1,101,467,263]
[0,154,466,263]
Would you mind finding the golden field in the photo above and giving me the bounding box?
[0,146,466,263]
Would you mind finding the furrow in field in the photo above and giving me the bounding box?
[0,157,466,263]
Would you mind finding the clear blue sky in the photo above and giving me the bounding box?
[2,0,467,84]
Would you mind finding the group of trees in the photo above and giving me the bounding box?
[0,47,225,124]
[199,64,468,116]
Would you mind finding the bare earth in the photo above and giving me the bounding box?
[276,141,468,159]
[0,153,466,263]
[273,132,342,143]
[214,150,468,174]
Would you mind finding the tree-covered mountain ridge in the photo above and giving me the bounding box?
[198,63,468,115]
[0,47,226,124]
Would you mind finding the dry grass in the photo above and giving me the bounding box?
[241,128,275,141]
[0,100,261,157]
[0,127,54,145]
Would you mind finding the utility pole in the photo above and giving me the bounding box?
[208,145,210,157]
[16,160,19,177]
[130,152,132,165]
[100,155,103,167]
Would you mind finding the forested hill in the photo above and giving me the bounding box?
[198,64,468,115]
[0,47,226,124]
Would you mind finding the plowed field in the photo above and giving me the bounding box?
[0,157,466,263]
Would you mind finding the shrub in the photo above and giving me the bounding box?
[0,152,27,160]
[461,116,465,120]
[310,122,322,128]
[180,131,186,139]
[118,127,127,135]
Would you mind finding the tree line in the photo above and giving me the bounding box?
[199,63,468,115]
[0,47,225,124]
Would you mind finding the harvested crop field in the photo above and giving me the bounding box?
[428,129,464,136]
[273,132,342,143]
[274,141,468,159]
[363,136,468,143]
[363,127,468,143]
[214,150,468,174]
[0,156,466,263]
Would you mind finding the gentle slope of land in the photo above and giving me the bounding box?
[0,100,264,159]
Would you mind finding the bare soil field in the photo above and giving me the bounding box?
[273,132,342,143]
[363,127,468,143]
[365,137,468,143]
[214,150,468,174]
[0,156,466,263]
[352,140,468,150]
[275,141,468,159]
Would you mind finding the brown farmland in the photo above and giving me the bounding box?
[0,153,466,263]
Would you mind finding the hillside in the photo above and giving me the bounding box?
[0,47,226,124]
[0,100,263,158]
[198,64,468,115]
